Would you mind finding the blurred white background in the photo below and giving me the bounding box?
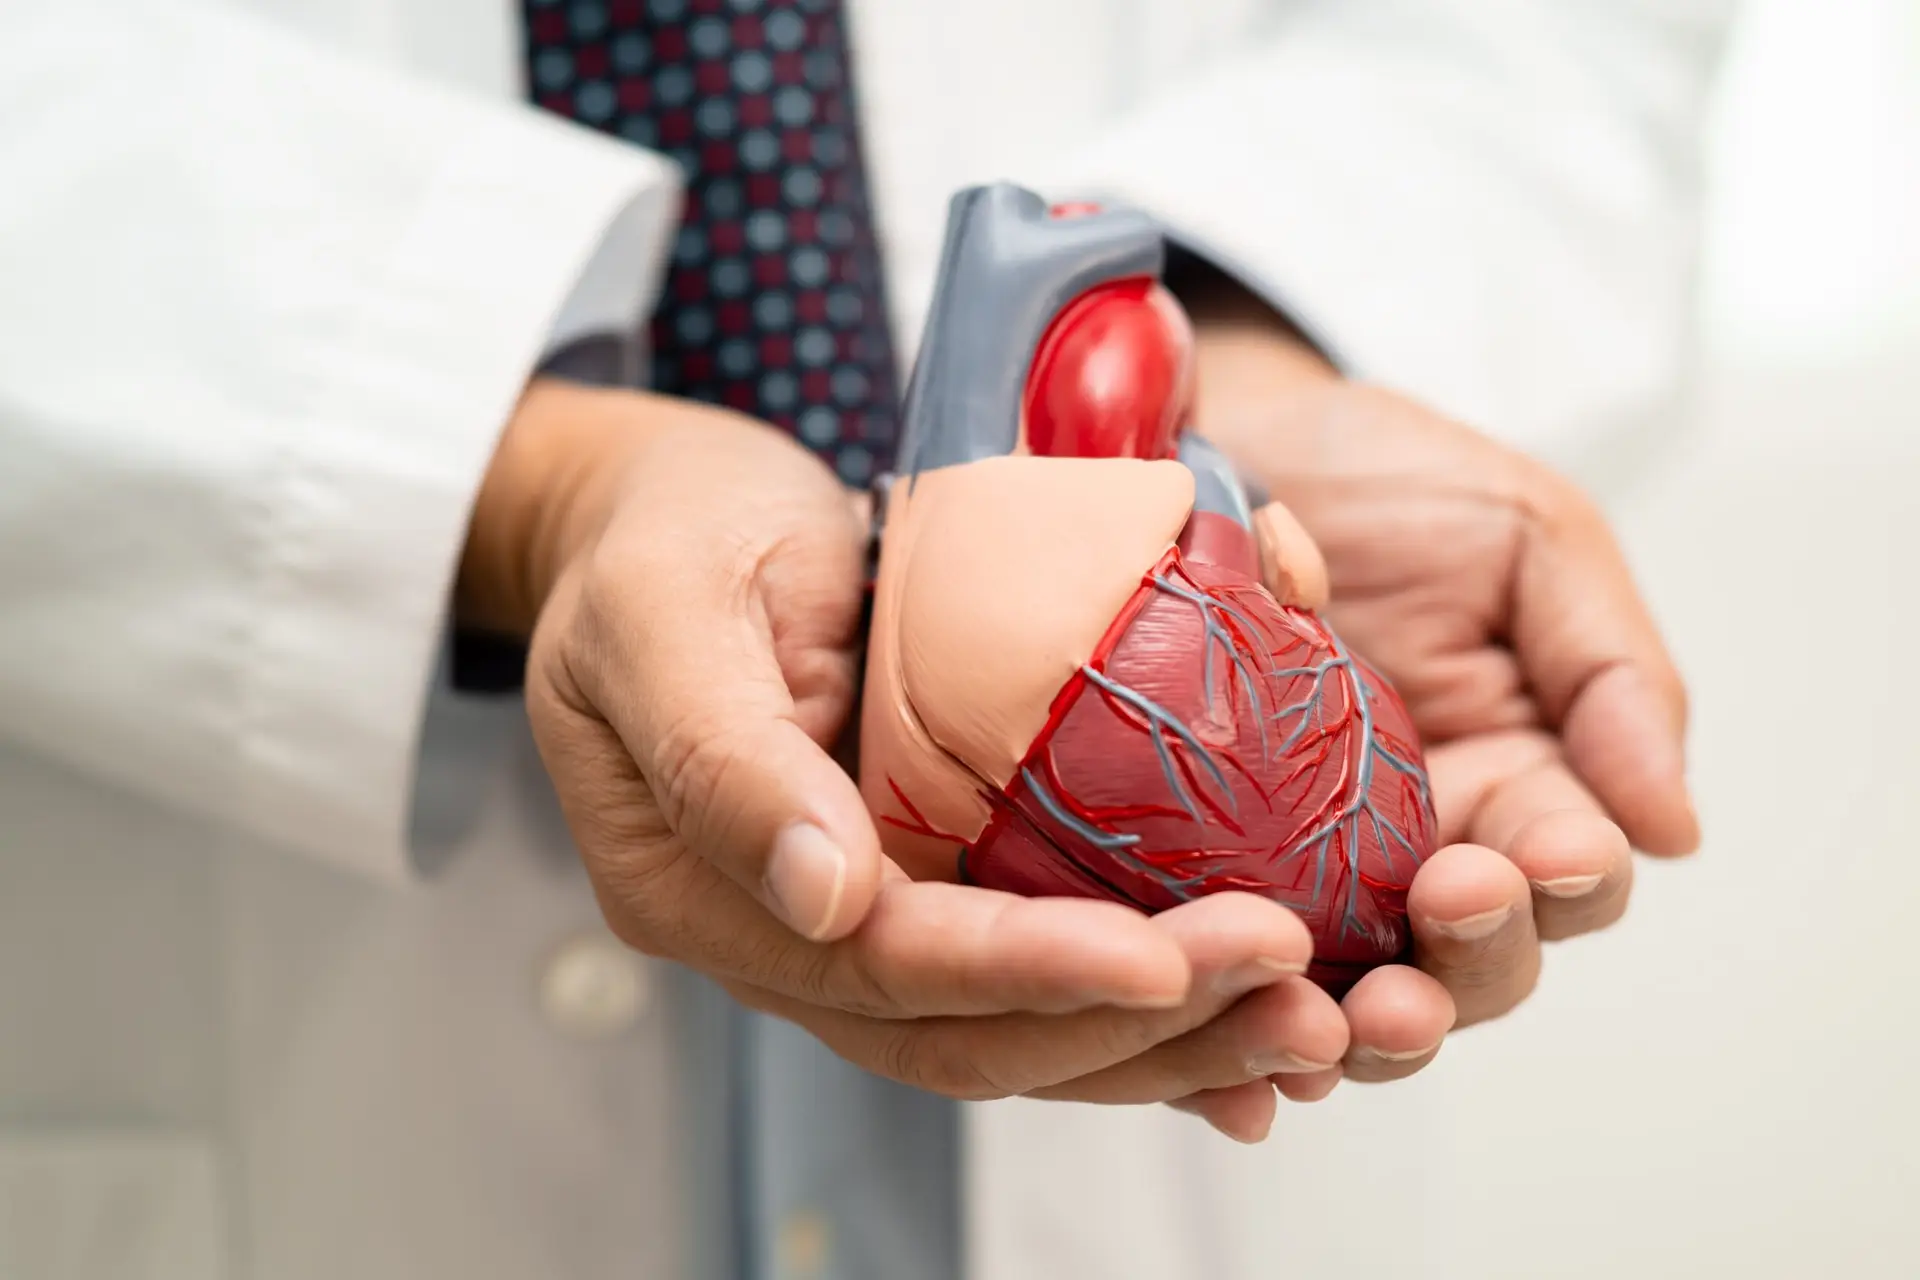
[1212,2,1920,1276]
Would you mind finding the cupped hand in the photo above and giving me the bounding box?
[457,378,1346,1140]
[1178,300,1697,1116]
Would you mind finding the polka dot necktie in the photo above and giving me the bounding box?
[522,0,902,488]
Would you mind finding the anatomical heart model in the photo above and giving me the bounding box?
[861,184,1438,992]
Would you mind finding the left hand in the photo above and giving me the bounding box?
[1165,291,1697,1134]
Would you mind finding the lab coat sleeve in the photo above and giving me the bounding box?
[1057,0,1742,465]
[0,2,681,883]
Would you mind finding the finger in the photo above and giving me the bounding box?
[1406,843,1541,1029]
[828,882,1197,1015]
[1274,1065,1343,1103]
[735,893,1314,1099]
[1027,975,1348,1104]
[1340,964,1455,1083]
[1508,810,1634,942]
[1511,479,1697,855]
[537,697,1200,1017]
[561,492,881,943]
[1252,499,1330,609]
[1427,733,1635,941]
[1168,1081,1280,1144]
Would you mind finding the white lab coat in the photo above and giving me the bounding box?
[0,1,1737,1276]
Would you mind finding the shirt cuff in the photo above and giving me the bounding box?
[241,118,680,884]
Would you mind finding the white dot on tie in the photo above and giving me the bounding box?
[612,32,651,73]
[796,328,835,366]
[697,98,737,137]
[570,1,609,39]
[534,48,575,90]
[836,446,873,485]
[713,257,752,296]
[677,307,716,344]
[747,209,787,251]
[656,65,695,106]
[754,292,795,330]
[791,247,830,287]
[765,9,806,51]
[690,16,731,58]
[732,50,774,93]
[799,406,839,445]
[830,366,869,405]
[761,370,799,410]
[783,167,823,207]
[773,85,815,127]
[575,80,616,122]
[741,128,781,170]
[719,339,758,377]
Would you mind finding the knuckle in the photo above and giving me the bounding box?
[585,839,692,960]
[871,1025,1013,1102]
[778,947,901,1020]
[648,711,760,840]
[1075,1013,1159,1074]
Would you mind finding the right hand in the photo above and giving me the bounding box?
[458,378,1350,1142]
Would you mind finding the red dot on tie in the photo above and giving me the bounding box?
[659,111,695,145]
[575,45,609,78]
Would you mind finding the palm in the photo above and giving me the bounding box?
[1210,379,1694,861]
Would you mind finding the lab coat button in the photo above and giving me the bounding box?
[778,1211,832,1278]
[539,934,650,1039]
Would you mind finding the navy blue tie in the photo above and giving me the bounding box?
[522,0,903,487]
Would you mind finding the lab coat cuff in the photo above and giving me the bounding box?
[1157,232,1352,377]
[246,117,679,885]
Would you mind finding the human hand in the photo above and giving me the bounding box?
[457,378,1346,1140]
[1172,292,1697,1119]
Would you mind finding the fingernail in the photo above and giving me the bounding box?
[1167,1099,1272,1144]
[1350,1042,1440,1067]
[1533,873,1606,899]
[1427,903,1514,942]
[1248,1051,1338,1075]
[764,822,848,941]
[1215,1113,1274,1145]
[1213,956,1307,998]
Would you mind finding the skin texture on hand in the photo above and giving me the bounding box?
[1163,282,1699,1125]
[458,378,1351,1140]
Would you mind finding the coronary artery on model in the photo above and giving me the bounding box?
[861,184,1437,991]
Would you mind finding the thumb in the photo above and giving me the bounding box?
[1251,498,1330,610]
[560,539,883,944]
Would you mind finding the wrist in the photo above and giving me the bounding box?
[457,377,648,639]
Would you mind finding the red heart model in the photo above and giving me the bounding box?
[863,186,1438,992]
